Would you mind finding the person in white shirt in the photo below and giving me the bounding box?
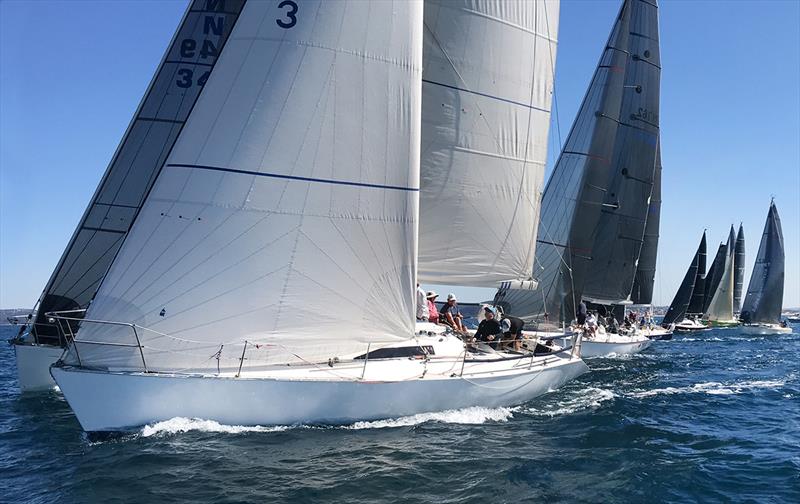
[416,283,429,321]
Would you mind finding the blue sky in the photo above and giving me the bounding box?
[1,0,798,309]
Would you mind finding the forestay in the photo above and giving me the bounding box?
[31,0,245,344]
[65,0,424,372]
[742,201,785,324]
[417,0,559,287]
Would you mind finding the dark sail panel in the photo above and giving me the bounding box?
[496,0,633,324]
[734,223,745,312]
[581,0,661,305]
[31,0,246,344]
[631,141,662,304]
[662,242,699,326]
[742,202,785,323]
[687,231,707,314]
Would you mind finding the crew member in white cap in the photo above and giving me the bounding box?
[440,293,465,332]
[426,291,440,324]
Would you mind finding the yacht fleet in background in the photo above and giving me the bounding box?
[5,0,794,434]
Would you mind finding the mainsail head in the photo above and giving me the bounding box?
[417,0,559,288]
[63,0,424,372]
[741,201,785,324]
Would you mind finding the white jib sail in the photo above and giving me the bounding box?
[68,0,424,372]
[417,0,559,287]
[705,245,735,321]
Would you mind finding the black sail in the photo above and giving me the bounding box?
[702,242,728,315]
[734,223,746,312]
[30,0,246,344]
[661,238,700,326]
[686,231,707,315]
[741,202,785,324]
[498,0,661,325]
[631,141,662,304]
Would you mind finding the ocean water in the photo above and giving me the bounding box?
[1,324,798,503]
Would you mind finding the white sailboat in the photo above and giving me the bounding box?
[703,232,739,328]
[49,0,587,433]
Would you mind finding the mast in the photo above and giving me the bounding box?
[661,236,700,326]
[499,0,661,324]
[417,0,559,288]
[62,0,425,372]
[30,0,246,344]
[733,223,746,313]
[741,201,785,324]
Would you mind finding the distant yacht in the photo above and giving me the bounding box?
[740,200,791,335]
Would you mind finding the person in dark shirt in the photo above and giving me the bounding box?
[474,306,502,347]
[500,315,525,351]
[577,301,587,326]
[440,293,465,332]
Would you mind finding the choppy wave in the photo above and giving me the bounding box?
[141,417,289,437]
[346,406,516,429]
[523,387,616,417]
[628,379,786,398]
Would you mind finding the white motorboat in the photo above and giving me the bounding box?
[674,318,709,332]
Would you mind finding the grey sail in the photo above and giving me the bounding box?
[661,236,700,326]
[733,223,745,312]
[704,232,735,322]
[498,0,661,325]
[30,0,245,344]
[686,231,707,315]
[702,242,727,315]
[741,201,785,324]
[631,140,662,305]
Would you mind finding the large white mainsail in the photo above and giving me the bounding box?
[64,0,423,372]
[417,0,559,288]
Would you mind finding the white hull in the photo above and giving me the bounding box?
[740,324,793,335]
[51,336,588,432]
[674,319,709,332]
[14,343,64,392]
[554,333,652,358]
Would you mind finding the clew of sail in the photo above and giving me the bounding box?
[417,0,559,288]
[63,0,424,372]
[741,201,785,324]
